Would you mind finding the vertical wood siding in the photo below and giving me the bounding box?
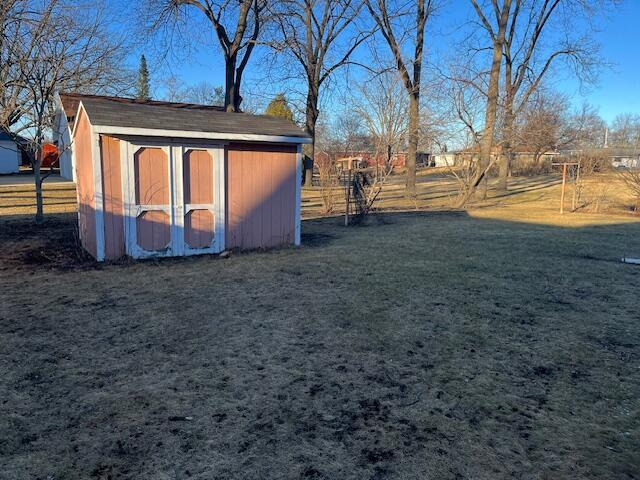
[100,135,125,260]
[226,143,297,249]
[134,147,170,251]
[74,110,97,258]
[134,148,169,205]
[184,149,214,204]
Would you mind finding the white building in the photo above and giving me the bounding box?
[431,152,457,167]
[0,129,20,174]
[53,93,79,181]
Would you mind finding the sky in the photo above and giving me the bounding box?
[573,1,640,122]
[126,0,640,125]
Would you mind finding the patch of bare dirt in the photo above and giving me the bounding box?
[0,214,97,272]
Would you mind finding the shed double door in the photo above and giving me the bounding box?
[122,142,225,258]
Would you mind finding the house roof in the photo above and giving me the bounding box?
[63,93,310,141]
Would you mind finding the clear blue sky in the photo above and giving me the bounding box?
[573,1,640,122]
[128,1,640,124]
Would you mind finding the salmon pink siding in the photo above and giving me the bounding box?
[133,147,171,252]
[183,149,216,249]
[226,143,297,250]
[74,109,97,258]
[100,136,125,260]
[73,114,304,259]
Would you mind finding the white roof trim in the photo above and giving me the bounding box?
[71,102,88,139]
[91,125,312,144]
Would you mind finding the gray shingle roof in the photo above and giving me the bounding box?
[74,94,309,139]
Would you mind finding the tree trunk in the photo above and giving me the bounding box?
[232,70,243,111]
[224,54,239,112]
[304,82,319,188]
[34,170,44,224]
[406,91,419,196]
[456,1,511,208]
[497,103,515,193]
[34,131,44,224]
[497,156,507,192]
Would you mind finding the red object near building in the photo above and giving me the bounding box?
[41,143,59,168]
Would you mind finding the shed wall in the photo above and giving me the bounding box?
[74,110,97,258]
[100,135,125,259]
[0,140,19,173]
[226,143,297,249]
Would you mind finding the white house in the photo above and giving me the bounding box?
[0,129,20,174]
[431,152,457,167]
[53,93,78,181]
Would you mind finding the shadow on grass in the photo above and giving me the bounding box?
[2,205,640,273]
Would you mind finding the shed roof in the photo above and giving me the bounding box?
[65,93,310,141]
[59,92,226,130]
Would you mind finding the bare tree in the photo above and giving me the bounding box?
[268,0,371,187]
[147,0,264,112]
[514,93,606,174]
[497,0,605,192]
[444,72,485,148]
[315,151,340,213]
[455,0,513,207]
[365,0,433,196]
[610,113,640,148]
[1,1,128,223]
[183,81,225,105]
[159,74,224,105]
[332,110,371,154]
[567,103,607,150]
[350,72,407,169]
[619,168,640,214]
[515,91,568,170]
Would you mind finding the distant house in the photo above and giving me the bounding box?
[0,129,20,174]
[53,93,81,180]
[560,147,640,169]
[321,150,433,170]
[431,152,456,167]
[609,148,640,169]
[432,147,561,172]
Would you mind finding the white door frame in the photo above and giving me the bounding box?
[122,141,174,259]
[173,143,225,256]
[120,139,225,259]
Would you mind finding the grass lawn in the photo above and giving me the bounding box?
[1,175,639,479]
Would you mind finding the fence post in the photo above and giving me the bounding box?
[560,163,567,214]
[345,168,351,226]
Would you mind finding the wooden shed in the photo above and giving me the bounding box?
[67,94,311,261]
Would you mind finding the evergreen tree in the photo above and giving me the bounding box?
[264,93,293,122]
[137,54,151,100]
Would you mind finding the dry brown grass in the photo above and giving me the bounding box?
[0,181,77,217]
[1,174,639,479]
[1,171,637,222]
[302,171,640,220]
